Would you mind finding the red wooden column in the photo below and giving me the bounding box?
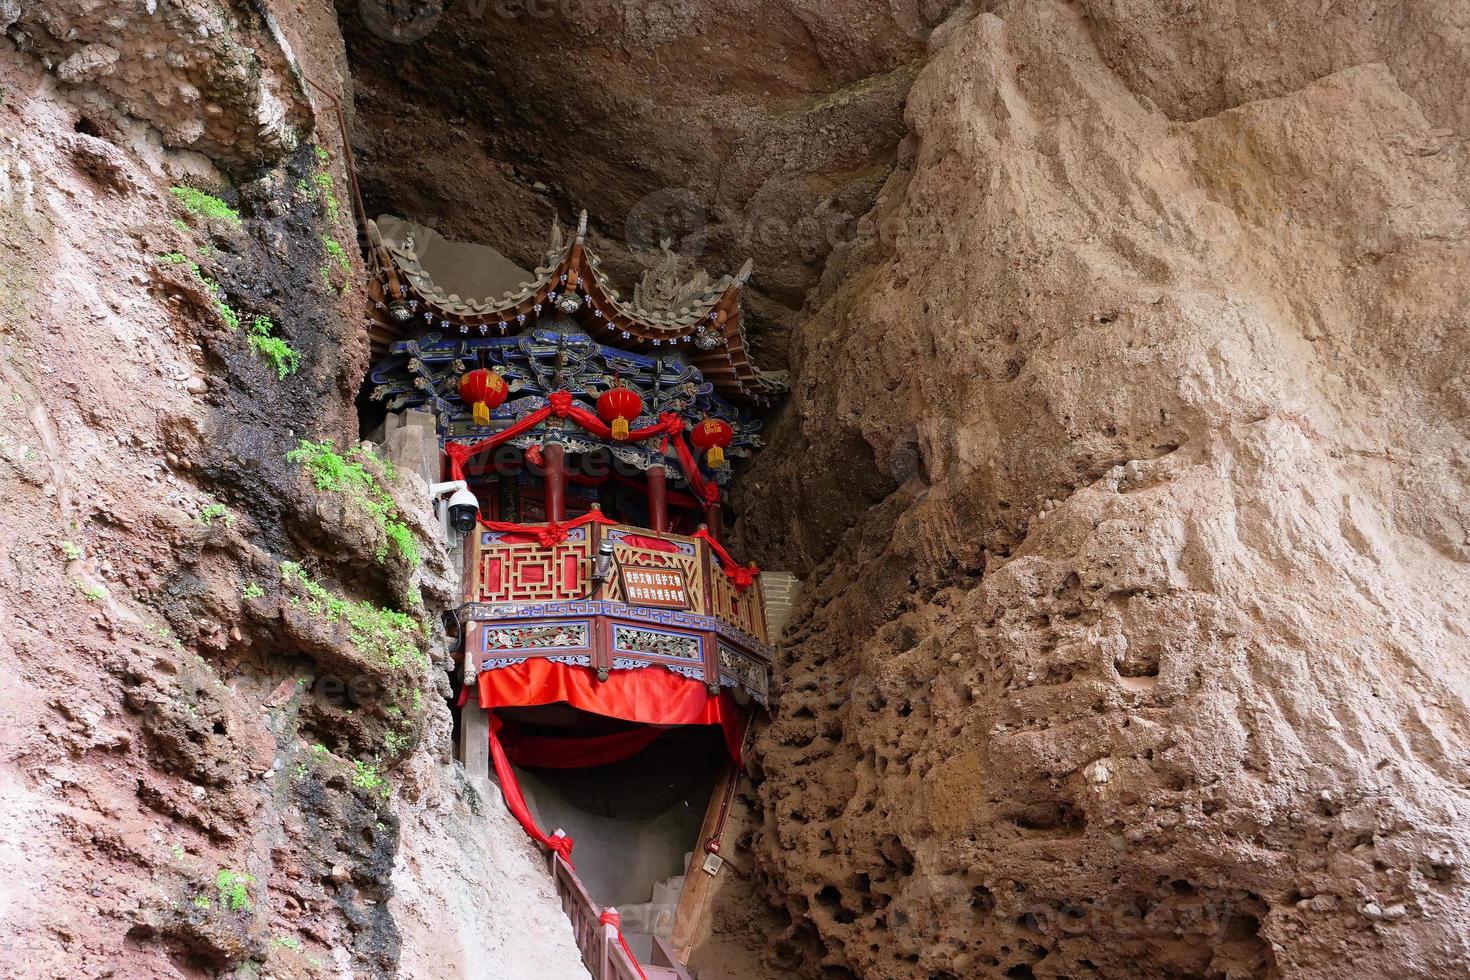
[544,437,566,521]
[703,489,722,543]
[647,466,669,533]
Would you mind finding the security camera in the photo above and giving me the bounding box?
[429,480,478,543]
[447,486,479,536]
[592,541,614,581]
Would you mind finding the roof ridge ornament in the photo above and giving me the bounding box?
[633,238,716,318]
[367,212,783,403]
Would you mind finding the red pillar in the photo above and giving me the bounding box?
[544,439,566,521]
[647,466,669,533]
[703,493,722,544]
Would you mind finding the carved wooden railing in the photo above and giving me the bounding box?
[470,521,767,644]
[550,850,692,980]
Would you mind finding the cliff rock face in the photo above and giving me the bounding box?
[336,0,953,363]
[745,3,1470,978]
[0,3,584,976]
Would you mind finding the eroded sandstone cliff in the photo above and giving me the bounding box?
[741,3,1470,978]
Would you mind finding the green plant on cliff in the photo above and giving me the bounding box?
[74,579,106,602]
[309,145,343,225]
[198,503,235,528]
[169,186,242,228]
[383,729,412,756]
[214,869,255,911]
[321,235,352,292]
[246,315,300,379]
[241,581,264,600]
[352,758,389,796]
[285,440,419,566]
[157,252,242,331]
[278,562,424,667]
[58,540,81,560]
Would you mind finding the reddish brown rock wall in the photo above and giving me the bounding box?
[741,4,1470,978]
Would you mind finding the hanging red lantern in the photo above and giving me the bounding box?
[690,417,734,468]
[459,369,507,426]
[596,385,643,441]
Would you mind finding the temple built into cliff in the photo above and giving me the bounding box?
[365,212,789,977]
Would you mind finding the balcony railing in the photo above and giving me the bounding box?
[461,521,771,704]
[550,852,691,980]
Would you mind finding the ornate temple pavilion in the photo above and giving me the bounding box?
[364,212,788,975]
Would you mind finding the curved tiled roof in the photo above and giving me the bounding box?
[366,212,786,405]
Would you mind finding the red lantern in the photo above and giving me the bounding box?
[459,369,507,426]
[690,417,734,468]
[596,386,643,441]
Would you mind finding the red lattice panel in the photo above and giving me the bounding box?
[476,537,592,602]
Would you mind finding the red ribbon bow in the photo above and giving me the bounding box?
[548,390,573,417]
[728,565,757,590]
[702,482,722,505]
[534,521,567,547]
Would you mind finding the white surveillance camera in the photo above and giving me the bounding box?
[447,486,479,536]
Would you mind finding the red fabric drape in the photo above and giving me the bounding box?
[445,406,552,482]
[564,406,683,444]
[447,394,686,484]
[487,714,576,866]
[690,527,759,591]
[599,910,649,980]
[670,430,710,498]
[478,660,747,763]
[476,508,618,546]
[616,533,678,553]
[503,726,667,768]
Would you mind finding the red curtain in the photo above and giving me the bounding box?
[478,659,747,763]
[476,508,618,546]
[487,714,575,866]
[502,725,667,768]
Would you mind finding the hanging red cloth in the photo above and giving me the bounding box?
[599,909,649,980]
[487,713,576,866]
[616,533,679,553]
[669,430,710,498]
[476,508,618,546]
[445,406,553,482]
[478,660,747,763]
[690,527,759,591]
[502,725,667,768]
